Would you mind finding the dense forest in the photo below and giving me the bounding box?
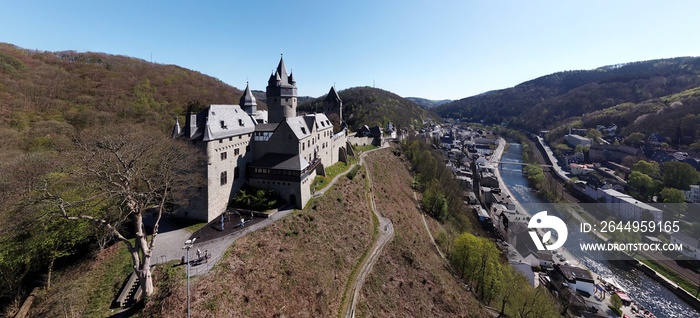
[435,57,700,143]
[298,86,437,131]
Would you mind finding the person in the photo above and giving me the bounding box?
[204,249,209,263]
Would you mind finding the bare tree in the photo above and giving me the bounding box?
[45,124,204,297]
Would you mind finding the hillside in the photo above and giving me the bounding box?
[0,42,256,309]
[435,57,700,134]
[27,148,489,317]
[357,148,488,317]
[0,43,263,159]
[299,86,437,131]
[405,96,452,109]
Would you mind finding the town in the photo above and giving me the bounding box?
[424,119,700,317]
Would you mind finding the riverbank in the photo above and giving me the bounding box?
[491,138,669,317]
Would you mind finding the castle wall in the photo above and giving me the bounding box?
[202,135,253,222]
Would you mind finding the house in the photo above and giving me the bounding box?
[173,56,348,221]
[564,134,591,148]
[511,261,536,287]
[569,163,594,175]
[670,232,700,260]
[577,184,663,223]
[558,265,595,296]
[648,133,666,146]
[685,185,700,203]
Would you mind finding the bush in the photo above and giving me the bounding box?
[346,165,361,180]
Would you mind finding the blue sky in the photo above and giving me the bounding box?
[2,1,699,100]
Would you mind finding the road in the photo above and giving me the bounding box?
[343,146,395,318]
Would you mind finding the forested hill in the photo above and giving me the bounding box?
[434,57,700,131]
[299,86,437,130]
[404,97,452,109]
[0,42,253,156]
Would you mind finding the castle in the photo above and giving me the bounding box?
[172,56,348,221]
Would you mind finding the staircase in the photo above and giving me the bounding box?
[113,272,142,308]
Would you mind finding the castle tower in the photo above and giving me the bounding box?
[322,86,342,122]
[266,55,297,123]
[240,82,257,114]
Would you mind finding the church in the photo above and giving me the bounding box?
[172,56,348,221]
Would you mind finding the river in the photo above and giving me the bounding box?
[498,142,700,318]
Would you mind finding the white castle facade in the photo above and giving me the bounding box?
[172,56,348,221]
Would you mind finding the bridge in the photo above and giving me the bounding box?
[492,161,553,168]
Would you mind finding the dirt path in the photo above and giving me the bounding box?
[342,146,394,318]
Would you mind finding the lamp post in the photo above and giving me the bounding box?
[182,238,196,318]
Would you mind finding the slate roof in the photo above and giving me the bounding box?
[200,105,256,141]
[255,123,279,132]
[239,82,257,108]
[324,86,341,102]
[252,153,309,171]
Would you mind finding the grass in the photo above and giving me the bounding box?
[311,160,354,191]
[183,221,207,233]
[640,259,699,295]
[83,245,133,316]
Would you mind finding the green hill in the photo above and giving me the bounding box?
[299,86,437,131]
[434,57,700,134]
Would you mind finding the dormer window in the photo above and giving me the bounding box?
[301,127,307,134]
[239,119,244,126]
[220,120,227,129]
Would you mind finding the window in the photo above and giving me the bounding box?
[221,152,227,160]
[234,148,240,156]
[220,171,228,185]
[239,119,244,126]
[220,120,227,129]
[219,139,223,144]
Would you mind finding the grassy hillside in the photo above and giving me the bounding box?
[141,166,374,317]
[28,147,490,317]
[299,86,438,131]
[357,149,489,317]
[435,57,700,133]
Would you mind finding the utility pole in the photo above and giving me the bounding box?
[183,238,196,318]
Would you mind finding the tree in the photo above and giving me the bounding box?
[628,171,661,201]
[586,129,602,142]
[44,125,204,297]
[625,132,646,146]
[632,160,661,179]
[663,161,700,190]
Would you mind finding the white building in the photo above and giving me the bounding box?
[569,163,594,175]
[685,184,700,203]
[670,232,700,260]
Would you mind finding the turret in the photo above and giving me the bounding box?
[266,55,297,123]
[239,82,257,114]
[322,86,342,122]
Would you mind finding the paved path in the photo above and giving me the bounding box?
[343,146,394,318]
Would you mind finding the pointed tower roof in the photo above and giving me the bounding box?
[239,82,257,107]
[288,71,295,84]
[171,117,181,138]
[276,55,289,82]
[324,86,341,102]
